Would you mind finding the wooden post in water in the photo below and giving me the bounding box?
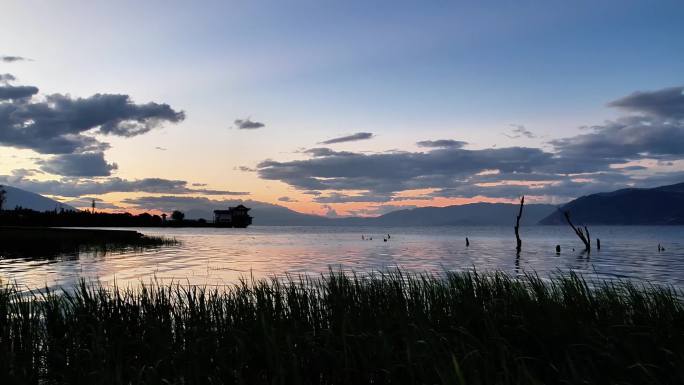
[515,196,524,254]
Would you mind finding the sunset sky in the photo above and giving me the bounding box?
[1,0,684,217]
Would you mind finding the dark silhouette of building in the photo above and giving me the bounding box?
[214,204,253,228]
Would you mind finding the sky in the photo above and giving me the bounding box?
[1,0,684,217]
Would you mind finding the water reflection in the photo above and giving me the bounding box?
[1,225,683,291]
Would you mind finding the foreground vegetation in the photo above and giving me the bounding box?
[1,270,683,385]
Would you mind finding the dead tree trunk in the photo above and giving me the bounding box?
[562,210,590,252]
[515,196,524,254]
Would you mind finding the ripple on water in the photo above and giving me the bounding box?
[1,225,683,290]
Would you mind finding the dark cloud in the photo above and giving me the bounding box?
[278,196,298,202]
[303,147,356,157]
[155,146,167,151]
[258,143,647,200]
[0,85,39,100]
[10,168,42,177]
[313,192,392,203]
[549,115,684,169]
[258,146,553,194]
[234,118,265,130]
[0,80,185,154]
[0,56,29,62]
[618,165,648,171]
[37,152,118,177]
[416,139,467,148]
[391,195,434,201]
[503,124,536,139]
[0,174,249,197]
[428,177,624,201]
[236,166,257,172]
[0,74,16,82]
[608,86,684,119]
[320,132,373,144]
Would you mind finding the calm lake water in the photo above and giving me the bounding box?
[1,225,684,290]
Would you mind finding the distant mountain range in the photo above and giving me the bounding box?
[5,181,683,226]
[330,203,556,227]
[160,200,556,226]
[0,185,556,226]
[1,185,75,212]
[162,199,556,226]
[540,182,684,225]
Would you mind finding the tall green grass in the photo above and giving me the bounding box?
[1,270,683,384]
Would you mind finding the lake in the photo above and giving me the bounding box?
[1,225,683,291]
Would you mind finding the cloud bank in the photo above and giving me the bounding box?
[257,85,684,202]
[0,76,185,157]
[416,139,467,148]
[0,174,249,198]
[37,153,119,177]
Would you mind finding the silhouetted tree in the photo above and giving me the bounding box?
[171,210,185,221]
[0,185,6,212]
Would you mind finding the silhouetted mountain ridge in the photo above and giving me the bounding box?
[539,182,684,225]
[186,201,556,226]
[1,185,75,212]
[334,203,556,226]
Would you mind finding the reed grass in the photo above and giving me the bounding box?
[1,270,683,384]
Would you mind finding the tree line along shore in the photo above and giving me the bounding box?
[0,207,205,228]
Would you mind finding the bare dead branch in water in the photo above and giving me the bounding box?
[562,210,590,252]
[515,196,524,254]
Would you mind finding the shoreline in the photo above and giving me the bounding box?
[0,226,153,244]
[0,226,176,257]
